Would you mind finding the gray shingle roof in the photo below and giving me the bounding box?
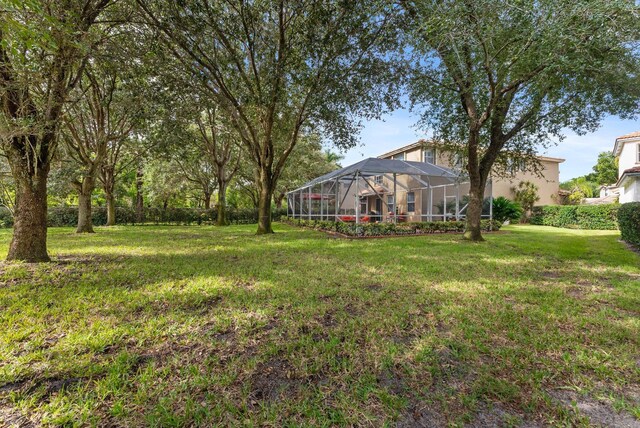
[292,157,462,192]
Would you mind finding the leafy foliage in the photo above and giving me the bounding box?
[0,207,289,228]
[592,152,619,186]
[403,0,640,239]
[530,204,619,230]
[513,181,539,220]
[492,197,523,223]
[560,177,599,204]
[617,202,640,245]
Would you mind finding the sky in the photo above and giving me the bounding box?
[335,109,639,182]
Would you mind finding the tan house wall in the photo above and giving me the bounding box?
[380,144,563,206]
[490,161,561,205]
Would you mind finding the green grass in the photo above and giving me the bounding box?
[0,224,638,426]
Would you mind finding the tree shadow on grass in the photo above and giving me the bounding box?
[1,226,638,425]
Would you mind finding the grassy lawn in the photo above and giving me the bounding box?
[0,224,638,427]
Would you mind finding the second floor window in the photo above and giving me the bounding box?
[374,175,383,184]
[423,148,436,164]
[407,192,415,212]
[637,144,640,163]
[392,153,405,161]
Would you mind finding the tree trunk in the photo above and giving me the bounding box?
[76,176,95,233]
[204,191,212,210]
[135,166,144,224]
[256,174,274,234]
[216,181,228,226]
[463,175,487,241]
[105,192,116,226]
[275,192,285,210]
[7,172,50,262]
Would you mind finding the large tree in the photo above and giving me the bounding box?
[403,0,639,240]
[592,151,618,186]
[0,0,112,261]
[165,102,242,224]
[136,0,400,234]
[193,107,241,225]
[63,67,137,232]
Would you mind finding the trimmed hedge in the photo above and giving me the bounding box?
[617,202,640,246]
[281,216,501,237]
[0,206,288,228]
[529,204,619,230]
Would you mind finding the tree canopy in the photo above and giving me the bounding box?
[402,0,639,239]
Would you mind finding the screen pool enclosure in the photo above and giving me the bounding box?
[286,158,493,224]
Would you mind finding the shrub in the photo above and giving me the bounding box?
[513,181,539,221]
[617,202,640,246]
[0,206,289,228]
[280,216,501,237]
[0,207,13,228]
[492,197,523,223]
[530,204,618,230]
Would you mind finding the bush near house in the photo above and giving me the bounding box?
[281,216,501,237]
[0,207,289,228]
[617,202,640,246]
[492,197,523,223]
[530,204,619,230]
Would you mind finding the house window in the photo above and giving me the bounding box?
[407,192,415,212]
[359,197,367,215]
[392,153,405,161]
[423,148,436,164]
[637,144,640,163]
[374,175,383,184]
[387,195,395,214]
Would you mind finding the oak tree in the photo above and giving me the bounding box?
[403,0,639,240]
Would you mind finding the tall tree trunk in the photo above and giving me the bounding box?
[76,176,95,233]
[105,191,116,226]
[135,166,144,224]
[203,191,212,210]
[256,171,274,234]
[216,180,228,226]
[7,170,50,262]
[463,175,487,241]
[274,192,285,210]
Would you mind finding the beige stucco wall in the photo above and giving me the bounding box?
[489,161,561,205]
[382,146,562,206]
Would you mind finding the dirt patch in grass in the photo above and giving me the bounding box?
[396,403,447,427]
[365,283,383,292]
[541,271,562,280]
[0,402,36,428]
[550,389,640,428]
[378,367,406,395]
[467,401,538,427]
[249,357,298,403]
[1,375,95,403]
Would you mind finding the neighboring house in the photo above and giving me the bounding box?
[599,185,620,198]
[378,140,564,205]
[613,131,640,203]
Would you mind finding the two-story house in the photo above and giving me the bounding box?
[287,140,564,223]
[377,140,564,207]
[613,131,640,203]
